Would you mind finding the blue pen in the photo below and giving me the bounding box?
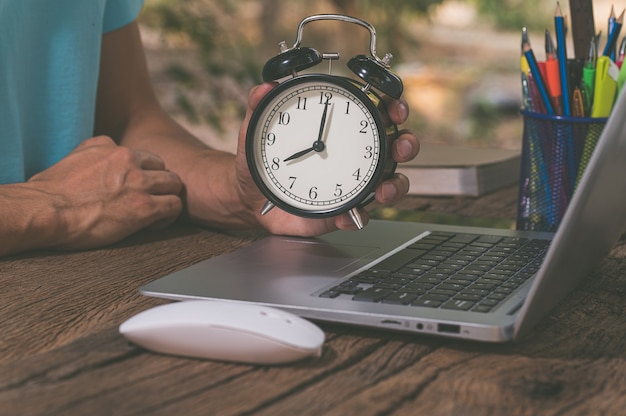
[607,5,616,60]
[603,10,624,58]
[555,2,570,116]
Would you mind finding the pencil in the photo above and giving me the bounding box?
[522,33,555,115]
[555,2,571,116]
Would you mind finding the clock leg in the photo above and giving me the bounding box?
[348,208,364,230]
[260,200,276,215]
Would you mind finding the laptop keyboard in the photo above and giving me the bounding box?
[319,231,550,313]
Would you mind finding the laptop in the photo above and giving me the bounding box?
[141,90,626,343]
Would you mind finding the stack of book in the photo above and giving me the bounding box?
[397,142,521,197]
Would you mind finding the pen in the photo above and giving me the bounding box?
[520,27,532,109]
[608,5,616,47]
[522,34,555,115]
[544,29,563,115]
[594,31,603,53]
[617,36,626,68]
[555,2,571,116]
[526,71,547,114]
[619,47,626,93]
[572,87,584,117]
[581,40,597,115]
[603,9,624,58]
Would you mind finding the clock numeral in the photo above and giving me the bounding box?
[309,187,318,200]
[319,92,333,104]
[353,168,361,181]
[345,101,351,115]
[334,184,343,197]
[364,145,373,159]
[296,97,307,110]
[288,176,297,189]
[271,157,280,170]
[278,112,290,125]
[266,133,276,146]
[359,120,369,134]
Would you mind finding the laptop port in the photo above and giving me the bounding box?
[437,323,461,334]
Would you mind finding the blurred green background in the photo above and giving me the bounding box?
[138,0,607,153]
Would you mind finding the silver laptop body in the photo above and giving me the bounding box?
[141,91,626,342]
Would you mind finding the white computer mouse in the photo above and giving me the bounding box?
[119,300,325,365]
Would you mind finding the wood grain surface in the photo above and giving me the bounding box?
[1,186,625,416]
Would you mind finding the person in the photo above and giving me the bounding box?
[0,1,419,257]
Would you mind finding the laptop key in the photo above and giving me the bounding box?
[472,304,493,313]
[382,291,420,305]
[411,299,443,308]
[429,288,456,297]
[441,299,476,311]
[352,287,393,302]
[449,234,479,244]
[454,293,483,302]
[370,249,427,272]
[319,289,341,298]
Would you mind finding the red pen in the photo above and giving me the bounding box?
[617,36,626,68]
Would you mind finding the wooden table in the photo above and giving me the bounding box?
[2,186,625,415]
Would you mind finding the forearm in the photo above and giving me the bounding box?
[96,22,259,231]
[116,108,259,230]
[0,184,64,256]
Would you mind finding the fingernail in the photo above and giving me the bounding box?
[382,182,397,201]
[398,102,409,121]
[397,138,413,160]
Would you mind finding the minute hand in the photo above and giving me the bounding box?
[314,99,331,146]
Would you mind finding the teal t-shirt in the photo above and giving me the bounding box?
[0,0,144,184]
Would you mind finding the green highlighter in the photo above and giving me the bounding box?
[581,40,596,115]
[591,56,618,117]
[577,56,617,187]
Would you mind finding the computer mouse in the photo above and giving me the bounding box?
[119,300,325,365]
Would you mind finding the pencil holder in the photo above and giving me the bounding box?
[517,110,607,232]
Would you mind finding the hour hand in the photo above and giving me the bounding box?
[283,140,325,162]
[284,146,315,162]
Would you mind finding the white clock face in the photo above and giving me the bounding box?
[247,76,385,216]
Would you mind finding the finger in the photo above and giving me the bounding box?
[238,83,277,149]
[381,96,410,125]
[75,135,116,150]
[391,129,420,163]
[145,194,183,227]
[146,196,184,230]
[135,150,167,171]
[335,209,370,231]
[248,83,277,111]
[142,170,184,195]
[375,173,410,204]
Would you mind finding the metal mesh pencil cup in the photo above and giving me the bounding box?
[517,110,607,232]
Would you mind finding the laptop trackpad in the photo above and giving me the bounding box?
[244,236,379,275]
[148,236,381,302]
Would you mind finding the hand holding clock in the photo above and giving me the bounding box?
[235,82,419,237]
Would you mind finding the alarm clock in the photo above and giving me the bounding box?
[245,14,403,228]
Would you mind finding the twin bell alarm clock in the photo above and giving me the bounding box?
[245,14,404,229]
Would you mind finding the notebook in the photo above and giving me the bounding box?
[140,91,626,342]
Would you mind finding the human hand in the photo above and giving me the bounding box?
[235,83,419,237]
[26,136,183,250]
